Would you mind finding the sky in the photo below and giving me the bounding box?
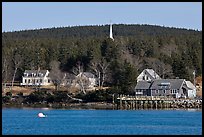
[2,2,202,32]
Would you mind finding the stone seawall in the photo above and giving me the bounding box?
[116,99,202,110]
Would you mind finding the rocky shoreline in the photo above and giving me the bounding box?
[2,100,202,110]
[2,102,114,110]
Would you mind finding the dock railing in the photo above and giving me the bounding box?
[117,94,175,101]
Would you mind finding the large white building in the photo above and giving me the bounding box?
[20,70,52,86]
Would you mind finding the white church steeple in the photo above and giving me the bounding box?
[109,21,114,40]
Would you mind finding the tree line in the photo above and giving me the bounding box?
[2,24,202,95]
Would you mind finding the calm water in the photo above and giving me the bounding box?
[2,108,202,135]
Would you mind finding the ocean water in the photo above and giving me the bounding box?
[2,108,202,135]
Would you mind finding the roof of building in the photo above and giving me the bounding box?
[135,81,152,89]
[77,72,95,78]
[63,73,76,79]
[135,79,185,90]
[83,72,95,78]
[24,70,48,76]
[144,69,161,79]
[137,69,161,80]
[185,81,196,90]
[150,79,185,90]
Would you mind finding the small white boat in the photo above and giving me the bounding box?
[38,112,46,118]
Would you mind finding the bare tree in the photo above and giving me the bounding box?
[2,57,9,92]
[89,61,101,88]
[99,59,109,87]
[151,59,173,79]
[49,61,64,91]
[72,62,87,94]
[11,53,22,91]
[89,58,109,89]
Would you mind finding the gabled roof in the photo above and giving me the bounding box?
[144,69,161,79]
[24,70,48,76]
[78,72,95,78]
[185,81,196,90]
[83,72,95,78]
[63,73,76,79]
[135,81,152,89]
[150,79,185,90]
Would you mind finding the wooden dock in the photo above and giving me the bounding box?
[115,94,201,110]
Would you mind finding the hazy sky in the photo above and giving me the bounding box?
[2,2,202,32]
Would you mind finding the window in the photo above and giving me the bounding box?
[163,90,166,94]
[143,76,145,80]
[171,89,177,94]
[25,79,27,83]
[48,79,50,83]
[40,79,42,83]
[28,79,30,83]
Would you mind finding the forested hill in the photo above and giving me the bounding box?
[2,24,201,40]
[2,24,202,93]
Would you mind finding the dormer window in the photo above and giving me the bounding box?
[24,73,28,77]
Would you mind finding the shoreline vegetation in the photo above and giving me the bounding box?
[2,100,202,110]
[2,102,114,110]
[2,103,202,111]
[2,88,202,110]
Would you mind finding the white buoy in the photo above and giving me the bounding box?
[38,112,46,118]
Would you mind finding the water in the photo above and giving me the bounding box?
[2,108,202,135]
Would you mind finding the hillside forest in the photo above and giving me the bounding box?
[2,24,202,95]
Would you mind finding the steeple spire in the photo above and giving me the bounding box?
[109,21,114,40]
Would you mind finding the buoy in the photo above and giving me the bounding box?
[38,112,46,118]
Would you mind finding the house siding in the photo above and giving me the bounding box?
[21,70,52,86]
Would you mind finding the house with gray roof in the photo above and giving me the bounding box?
[135,79,196,98]
[135,81,152,96]
[74,72,97,89]
[137,69,161,82]
[20,70,52,86]
[149,79,185,98]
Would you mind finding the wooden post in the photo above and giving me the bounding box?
[120,95,122,110]
[125,100,127,110]
[141,101,143,109]
[155,101,157,109]
[135,100,137,110]
[150,101,152,109]
[112,94,115,110]
[160,101,162,109]
[131,100,133,110]
[133,100,135,110]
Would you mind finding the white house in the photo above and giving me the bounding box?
[137,69,161,82]
[73,72,97,89]
[183,81,197,98]
[21,70,52,86]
